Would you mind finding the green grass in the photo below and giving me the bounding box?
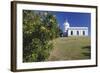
[47,36,91,61]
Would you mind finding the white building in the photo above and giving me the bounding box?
[63,20,88,37]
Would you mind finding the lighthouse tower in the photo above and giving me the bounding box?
[64,20,70,32]
[63,20,70,36]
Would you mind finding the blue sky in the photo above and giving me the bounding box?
[53,12,91,36]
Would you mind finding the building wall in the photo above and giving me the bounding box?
[68,29,88,36]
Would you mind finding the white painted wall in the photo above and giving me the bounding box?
[85,30,88,36]
[0,0,99,73]
[68,29,88,36]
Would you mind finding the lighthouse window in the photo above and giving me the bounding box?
[71,31,73,35]
[77,31,79,35]
[83,31,85,35]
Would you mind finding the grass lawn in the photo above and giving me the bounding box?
[47,36,91,61]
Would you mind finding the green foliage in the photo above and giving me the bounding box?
[23,10,59,62]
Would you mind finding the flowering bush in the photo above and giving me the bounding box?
[23,10,60,62]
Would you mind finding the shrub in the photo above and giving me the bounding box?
[23,10,59,62]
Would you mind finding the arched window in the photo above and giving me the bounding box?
[83,31,85,35]
[77,31,79,35]
[71,31,73,35]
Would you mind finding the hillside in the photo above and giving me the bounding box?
[48,36,91,61]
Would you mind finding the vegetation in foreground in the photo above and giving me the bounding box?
[23,10,60,62]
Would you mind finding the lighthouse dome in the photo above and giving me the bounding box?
[64,20,70,27]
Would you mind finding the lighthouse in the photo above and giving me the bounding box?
[62,19,88,37]
[63,20,70,36]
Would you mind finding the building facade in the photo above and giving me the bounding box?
[63,20,88,37]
